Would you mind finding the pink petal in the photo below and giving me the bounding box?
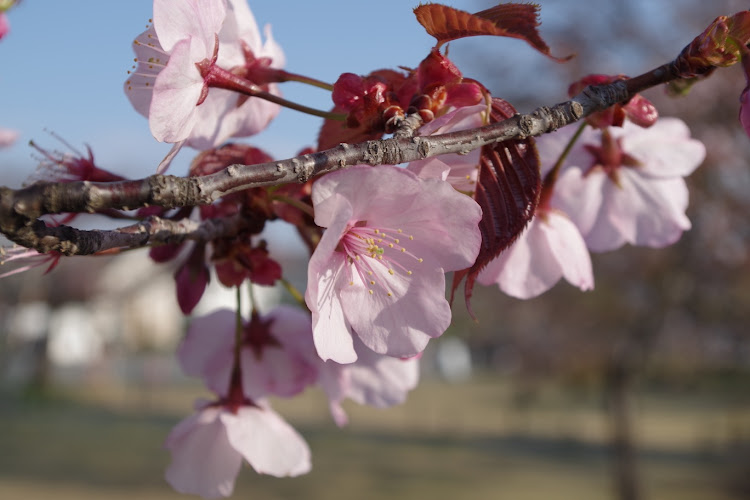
[339,253,446,357]
[165,407,243,499]
[305,197,357,363]
[223,0,262,54]
[124,25,166,119]
[478,217,560,299]
[586,172,691,251]
[615,119,705,178]
[241,347,317,399]
[178,310,235,395]
[222,405,311,477]
[478,209,592,299]
[344,336,420,407]
[153,0,225,53]
[150,38,206,143]
[542,210,594,292]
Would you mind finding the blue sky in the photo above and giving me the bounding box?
[0,0,451,185]
[0,0,734,188]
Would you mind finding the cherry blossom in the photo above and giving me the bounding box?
[477,206,593,299]
[305,165,482,364]
[178,307,318,400]
[544,118,706,252]
[124,0,284,151]
[318,335,420,426]
[165,401,310,499]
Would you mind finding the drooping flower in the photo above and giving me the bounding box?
[305,165,482,363]
[477,205,593,299]
[545,118,706,252]
[124,0,284,152]
[178,307,318,400]
[165,400,310,499]
[318,334,420,427]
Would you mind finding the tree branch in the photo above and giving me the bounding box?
[0,61,682,257]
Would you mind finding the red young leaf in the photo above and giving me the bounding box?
[414,3,572,62]
[451,98,541,315]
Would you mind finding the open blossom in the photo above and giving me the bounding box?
[165,400,310,499]
[477,205,593,299]
[125,0,284,150]
[305,165,482,364]
[178,307,318,400]
[545,118,706,252]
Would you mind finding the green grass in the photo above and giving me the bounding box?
[0,376,746,500]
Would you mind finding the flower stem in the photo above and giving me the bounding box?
[543,122,587,189]
[271,194,315,218]
[233,286,243,371]
[275,69,334,91]
[204,65,345,121]
[280,277,306,308]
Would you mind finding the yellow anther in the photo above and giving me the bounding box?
[387,292,393,297]
[388,243,394,248]
[367,270,373,275]
[369,289,374,295]
[374,229,380,234]
[400,248,406,253]
[370,280,375,285]
[418,258,423,263]
[409,235,414,240]
[397,229,403,233]
[388,269,394,275]
[407,270,413,275]
[349,281,354,286]
[378,255,383,260]
[394,239,400,244]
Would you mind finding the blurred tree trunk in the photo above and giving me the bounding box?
[606,358,642,500]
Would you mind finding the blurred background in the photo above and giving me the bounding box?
[1,1,750,499]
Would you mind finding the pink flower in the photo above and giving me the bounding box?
[318,335,420,427]
[305,165,482,363]
[477,206,593,299]
[0,127,18,148]
[165,401,310,498]
[0,13,9,40]
[407,104,487,193]
[124,0,284,150]
[545,118,706,252]
[178,307,318,400]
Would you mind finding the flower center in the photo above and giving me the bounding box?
[339,223,424,298]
